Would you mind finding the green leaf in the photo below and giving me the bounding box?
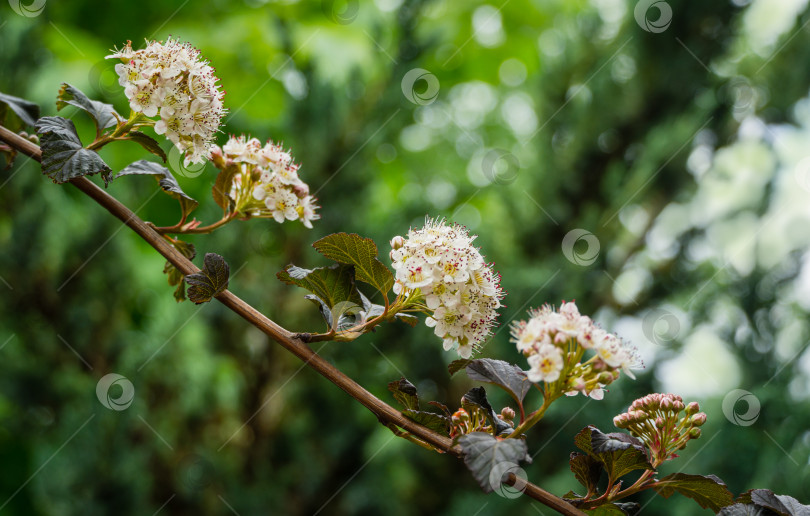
[387,377,419,411]
[583,504,631,515]
[465,358,532,404]
[123,131,167,162]
[733,489,810,516]
[584,502,640,515]
[36,116,112,184]
[402,409,450,436]
[185,253,230,304]
[448,359,472,376]
[212,163,240,213]
[719,504,781,516]
[312,233,394,296]
[461,386,513,436]
[56,83,119,133]
[162,241,195,303]
[457,432,529,494]
[0,90,40,127]
[173,279,187,302]
[277,264,364,313]
[573,426,653,481]
[652,473,735,512]
[570,452,602,492]
[394,313,419,327]
[115,160,198,217]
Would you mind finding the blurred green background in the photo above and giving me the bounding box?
[2,0,810,514]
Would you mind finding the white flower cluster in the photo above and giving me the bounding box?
[211,135,319,228]
[390,219,504,358]
[107,38,226,164]
[511,301,640,399]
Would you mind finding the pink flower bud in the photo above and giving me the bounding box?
[390,236,406,250]
[501,407,516,421]
[685,401,700,415]
[691,413,707,427]
[655,417,665,429]
[292,182,310,198]
[688,427,701,439]
[209,146,225,168]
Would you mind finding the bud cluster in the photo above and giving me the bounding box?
[510,301,641,399]
[210,135,319,228]
[107,38,226,164]
[389,219,504,358]
[613,393,707,465]
[449,406,515,438]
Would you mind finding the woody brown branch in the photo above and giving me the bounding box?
[0,124,585,516]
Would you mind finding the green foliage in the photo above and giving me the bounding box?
[122,131,167,162]
[457,432,529,494]
[185,253,230,304]
[277,264,363,314]
[724,489,810,515]
[461,386,512,436]
[573,426,653,483]
[312,232,394,297]
[463,358,531,404]
[388,376,450,435]
[35,116,112,183]
[56,83,119,134]
[387,377,419,411]
[651,473,735,512]
[0,90,39,127]
[115,160,198,217]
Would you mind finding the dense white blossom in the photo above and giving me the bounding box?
[511,301,641,398]
[211,135,319,228]
[107,38,226,164]
[390,219,504,358]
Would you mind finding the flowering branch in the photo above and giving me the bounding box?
[0,124,586,516]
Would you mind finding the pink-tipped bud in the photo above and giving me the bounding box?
[655,417,665,429]
[691,413,707,427]
[390,236,406,250]
[613,414,628,428]
[501,407,516,421]
[685,401,700,415]
[688,427,701,439]
[660,398,672,411]
[292,182,310,198]
[209,146,225,168]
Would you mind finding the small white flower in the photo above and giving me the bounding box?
[526,344,564,383]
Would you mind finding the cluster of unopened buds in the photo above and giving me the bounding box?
[389,218,504,359]
[613,393,707,465]
[209,135,319,228]
[450,406,515,438]
[107,38,226,164]
[511,301,641,399]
